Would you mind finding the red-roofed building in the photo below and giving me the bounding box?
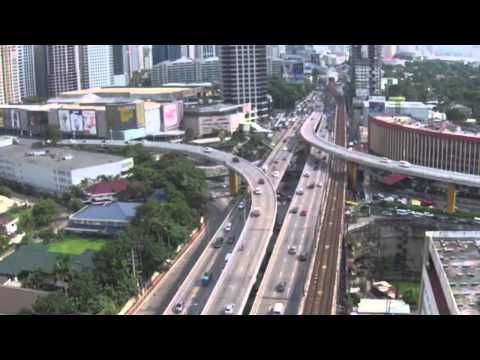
[84,179,131,203]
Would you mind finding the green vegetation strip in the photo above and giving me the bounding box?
[47,237,108,255]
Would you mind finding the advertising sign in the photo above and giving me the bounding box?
[136,103,145,128]
[0,109,4,128]
[82,111,97,135]
[119,105,135,125]
[59,110,71,132]
[369,101,386,114]
[70,110,84,132]
[163,103,178,130]
[11,109,20,129]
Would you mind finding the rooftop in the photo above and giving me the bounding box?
[71,201,141,222]
[185,103,243,114]
[0,138,132,171]
[0,285,50,315]
[356,299,411,315]
[428,231,480,315]
[85,179,131,196]
[61,87,191,97]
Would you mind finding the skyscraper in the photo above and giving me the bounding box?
[0,45,21,104]
[17,45,36,99]
[219,45,268,121]
[78,45,114,89]
[196,45,216,59]
[351,45,382,98]
[34,45,48,97]
[46,45,81,97]
[181,45,196,59]
[152,45,182,66]
[112,45,129,86]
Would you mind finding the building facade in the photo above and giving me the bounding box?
[79,45,114,89]
[152,45,182,66]
[112,45,129,86]
[419,231,480,315]
[46,45,81,97]
[0,46,21,104]
[368,115,480,175]
[34,45,48,98]
[219,45,268,121]
[151,57,220,86]
[196,45,216,59]
[17,45,36,100]
[351,45,382,98]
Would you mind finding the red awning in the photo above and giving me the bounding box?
[382,174,408,186]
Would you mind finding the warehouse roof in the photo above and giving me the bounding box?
[0,139,132,171]
[71,201,141,222]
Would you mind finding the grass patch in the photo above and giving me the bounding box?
[47,236,108,255]
[393,281,421,308]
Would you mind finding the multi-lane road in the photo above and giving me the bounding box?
[251,112,330,315]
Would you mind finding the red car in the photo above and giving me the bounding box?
[300,210,308,217]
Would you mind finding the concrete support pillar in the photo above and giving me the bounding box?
[347,162,358,191]
[447,183,457,214]
[229,170,240,196]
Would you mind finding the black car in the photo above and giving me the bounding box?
[307,183,315,189]
[290,207,299,214]
[173,302,184,314]
[213,237,224,249]
[298,252,308,262]
[232,157,240,163]
[258,178,265,185]
[276,281,286,293]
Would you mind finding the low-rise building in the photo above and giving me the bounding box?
[353,299,411,315]
[0,137,134,195]
[183,103,245,138]
[83,179,131,204]
[419,231,480,315]
[66,201,141,235]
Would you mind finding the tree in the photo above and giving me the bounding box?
[32,199,58,228]
[446,108,467,122]
[32,292,77,314]
[42,125,61,145]
[0,185,13,198]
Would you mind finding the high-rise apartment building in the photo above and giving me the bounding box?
[351,45,382,98]
[151,57,220,85]
[219,45,268,121]
[112,45,129,86]
[78,45,114,89]
[0,45,21,104]
[46,45,81,97]
[34,45,48,98]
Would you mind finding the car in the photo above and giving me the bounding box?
[276,281,287,293]
[298,252,308,262]
[296,188,304,195]
[380,157,391,164]
[224,303,235,315]
[251,208,261,217]
[232,157,240,163]
[204,147,212,153]
[283,146,288,151]
[273,160,279,164]
[282,157,287,161]
[258,178,265,185]
[307,183,315,189]
[224,222,232,232]
[290,207,299,214]
[201,272,212,286]
[303,172,310,178]
[238,201,245,209]
[316,183,323,188]
[254,187,262,195]
[288,246,297,255]
[272,171,280,178]
[283,139,287,143]
[173,302,184,314]
[213,237,224,248]
[300,210,308,217]
[226,236,235,244]
[399,160,411,168]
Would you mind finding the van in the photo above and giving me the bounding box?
[272,303,284,315]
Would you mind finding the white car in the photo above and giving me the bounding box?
[303,172,310,178]
[380,157,391,164]
[296,188,304,195]
[238,201,245,209]
[272,171,280,178]
[283,146,288,151]
[224,222,232,232]
[399,160,411,168]
[254,187,262,195]
[224,303,235,315]
[204,147,212,153]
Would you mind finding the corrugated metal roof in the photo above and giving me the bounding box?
[71,202,141,222]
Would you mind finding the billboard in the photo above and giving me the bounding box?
[107,104,137,131]
[119,105,135,125]
[82,111,97,135]
[163,103,178,130]
[59,110,71,132]
[136,102,145,128]
[70,110,84,132]
[11,109,20,129]
[369,101,386,114]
